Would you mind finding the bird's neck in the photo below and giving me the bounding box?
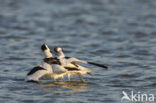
[58,51,65,58]
[44,50,53,58]
[42,62,53,73]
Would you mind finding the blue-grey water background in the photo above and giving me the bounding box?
[0,0,156,103]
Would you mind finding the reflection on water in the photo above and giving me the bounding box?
[38,81,91,93]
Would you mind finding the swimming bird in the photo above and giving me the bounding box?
[41,44,92,81]
[25,57,66,82]
[25,44,66,82]
[53,47,108,81]
[25,44,54,82]
[54,47,108,69]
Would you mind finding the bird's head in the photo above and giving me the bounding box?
[54,47,62,53]
[41,44,53,58]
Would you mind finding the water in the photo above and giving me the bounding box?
[0,0,156,103]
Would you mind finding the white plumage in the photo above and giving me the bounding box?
[25,60,53,82]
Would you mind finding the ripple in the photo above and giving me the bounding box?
[115,73,141,78]
[145,83,156,87]
[0,35,27,40]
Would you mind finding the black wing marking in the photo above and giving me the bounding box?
[65,57,71,59]
[53,57,62,65]
[64,67,79,71]
[43,57,61,65]
[27,66,46,76]
[88,62,108,69]
[71,62,79,67]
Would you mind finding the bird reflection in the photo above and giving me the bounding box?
[36,81,92,93]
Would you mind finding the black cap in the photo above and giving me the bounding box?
[41,44,47,51]
[54,47,59,52]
